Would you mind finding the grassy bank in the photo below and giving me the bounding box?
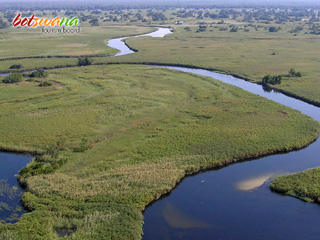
[0,64,319,239]
[271,167,320,203]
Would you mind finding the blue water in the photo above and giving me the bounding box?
[0,152,31,223]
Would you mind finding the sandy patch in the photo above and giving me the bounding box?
[236,173,274,191]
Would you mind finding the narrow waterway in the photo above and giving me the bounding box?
[107,27,172,56]
[1,27,320,239]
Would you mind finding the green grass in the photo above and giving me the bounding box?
[1,18,320,106]
[95,25,320,105]
[0,64,319,239]
[271,167,320,203]
[0,25,153,59]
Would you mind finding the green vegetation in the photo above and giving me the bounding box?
[99,24,320,105]
[0,7,319,106]
[29,70,48,78]
[0,65,319,239]
[2,73,23,84]
[77,57,93,66]
[1,5,320,239]
[9,64,23,70]
[38,81,52,87]
[288,68,302,78]
[271,168,320,203]
[262,74,282,85]
[0,26,154,60]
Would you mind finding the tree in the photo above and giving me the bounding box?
[77,57,93,66]
[89,18,99,26]
[269,26,279,32]
[262,74,282,85]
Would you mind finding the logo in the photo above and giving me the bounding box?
[12,13,80,33]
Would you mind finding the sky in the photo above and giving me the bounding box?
[0,0,319,3]
[0,0,319,7]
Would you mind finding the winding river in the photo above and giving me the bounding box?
[1,27,320,239]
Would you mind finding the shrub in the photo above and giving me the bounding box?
[9,64,23,69]
[38,81,52,87]
[2,73,23,83]
[288,68,302,77]
[29,70,48,78]
[77,57,93,66]
[73,138,91,152]
[262,74,282,85]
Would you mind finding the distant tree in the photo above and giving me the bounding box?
[89,18,99,26]
[230,27,238,32]
[269,27,278,32]
[0,18,8,29]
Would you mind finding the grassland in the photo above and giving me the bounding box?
[271,167,320,203]
[96,25,320,106]
[0,64,319,239]
[1,10,319,107]
[0,25,153,60]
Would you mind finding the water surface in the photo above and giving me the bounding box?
[107,27,172,56]
[0,152,31,223]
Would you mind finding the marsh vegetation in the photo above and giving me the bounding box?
[0,64,319,239]
[0,3,320,239]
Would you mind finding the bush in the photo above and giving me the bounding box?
[29,70,48,78]
[2,73,23,83]
[19,140,68,179]
[73,138,91,152]
[262,74,282,85]
[77,57,93,66]
[9,64,23,69]
[288,68,302,77]
[38,81,52,87]
[269,26,280,32]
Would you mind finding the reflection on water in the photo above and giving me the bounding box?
[163,202,209,229]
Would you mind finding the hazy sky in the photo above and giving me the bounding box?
[0,0,319,3]
[0,0,319,7]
